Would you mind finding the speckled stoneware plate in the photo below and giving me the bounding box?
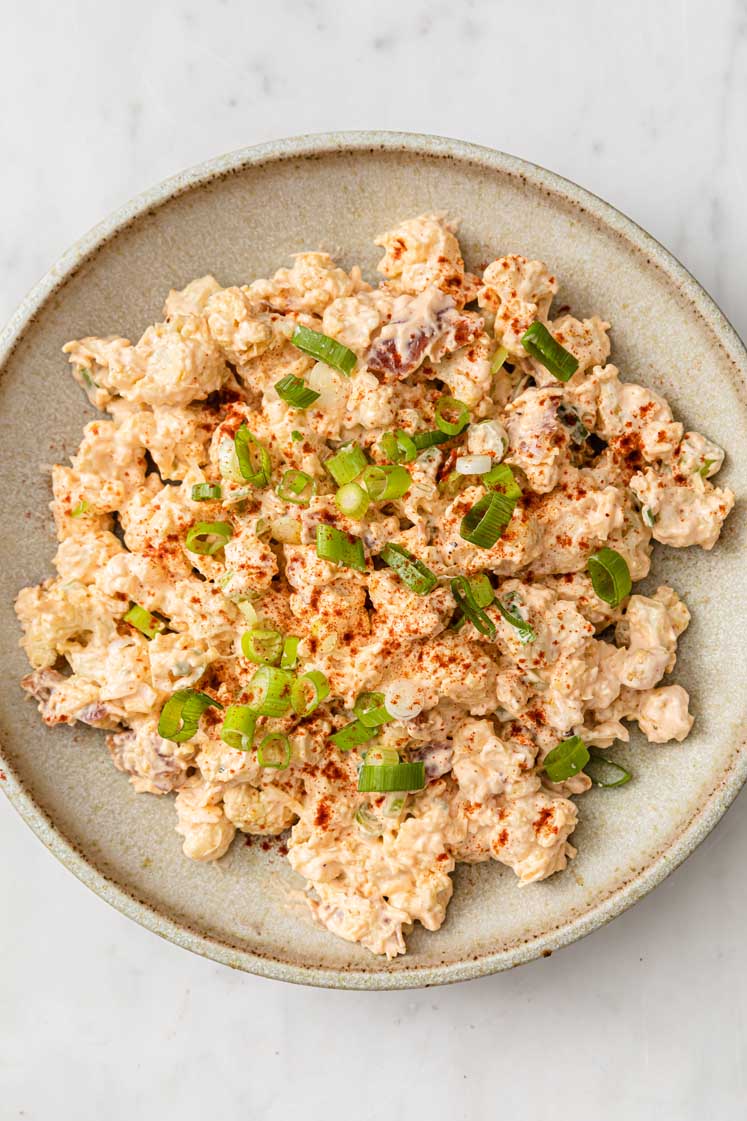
[1,132,745,989]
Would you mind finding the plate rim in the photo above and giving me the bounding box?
[2,129,746,990]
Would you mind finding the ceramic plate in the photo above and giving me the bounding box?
[1,132,745,989]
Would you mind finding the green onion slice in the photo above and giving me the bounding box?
[220,704,258,752]
[185,520,233,555]
[353,691,394,728]
[642,506,657,528]
[335,482,370,520]
[490,346,509,374]
[123,603,164,640]
[241,627,283,666]
[438,471,466,500]
[257,732,291,770]
[469,574,495,608]
[361,465,412,502]
[379,543,438,595]
[245,665,293,717]
[280,635,300,670]
[587,547,632,608]
[379,430,418,464]
[234,424,271,486]
[291,430,303,442]
[365,747,400,766]
[331,720,377,751]
[482,462,522,499]
[191,483,222,502]
[496,597,537,644]
[412,429,450,451]
[277,469,316,507]
[291,670,330,716]
[158,689,222,744]
[315,524,367,572]
[459,492,516,548]
[450,576,496,639]
[434,396,470,436]
[521,322,579,383]
[585,749,633,788]
[325,443,367,486]
[274,372,320,409]
[358,761,426,793]
[71,500,90,518]
[543,736,590,782]
[291,324,357,376]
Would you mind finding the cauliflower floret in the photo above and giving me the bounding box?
[107,715,192,794]
[206,285,290,366]
[375,213,476,305]
[613,588,690,690]
[434,487,542,577]
[478,255,558,356]
[630,466,734,549]
[163,275,222,319]
[222,523,278,598]
[673,431,725,478]
[531,315,611,384]
[504,386,569,493]
[434,333,495,412]
[528,465,625,575]
[247,252,364,316]
[368,569,454,641]
[452,718,536,802]
[634,684,694,743]
[21,668,115,728]
[223,780,301,834]
[53,529,124,584]
[323,290,395,355]
[174,780,236,861]
[15,580,120,670]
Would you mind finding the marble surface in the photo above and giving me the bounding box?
[1,1,746,1117]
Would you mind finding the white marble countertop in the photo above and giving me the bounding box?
[2,1,746,1117]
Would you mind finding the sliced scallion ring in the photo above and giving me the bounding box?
[496,597,537,644]
[520,322,579,383]
[185,520,233,555]
[234,424,271,486]
[482,462,522,499]
[435,396,470,436]
[379,430,418,464]
[543,736,590,782]
[459,492,516,548]
[291,670,330,716]
[490,345,509,374]
[438,471,466,500]
[365,746,400,766]
[123,603,164,640]
[355,805,383,836]
[220,704,258,752]
[379,543,438,595]
[587,547,632,608]
[585,749,633,788]
[335,482,370,520]
[469,574,495,608]
[280,635,300,670]
[357,761,426,793]
[412,429,450,451]
[330,720,377,751]
[274,372,321,409]
[361,465,412,502]
[455,455,492,476]
[245,665,293,717]
[325,444,367,486]
[291,324,357,376]
[158,689,222,744]
[276,469,316,507]
[191,483,222,502]
[291,430,303,442]
[257,732,291,770]
[241,627,284,666]
[353,691,394,728]
[315,524,367,573]
[450,576,496,639]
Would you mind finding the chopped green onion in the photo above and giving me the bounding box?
[383,793,407,817]
[71,500,90,518]
[557,403,589,445]
[496,597,537,644]
[459,492,516,548]
[450,576,496,639]
[191,483,222,502]
[361,465,412,502]
[123,603,164,639]
[490,346,509,374]
[469,574,495,608]
[585,749,633,788]
[521,322,579,383]
[291,324,357,376]
[365,747,400,766]
[698,457,716,477]
[291,430,303,442]
[158,689,221,743]
[315,524,367,572]
[291,670,330,716]
[355,805,383,836]
[325,444,367,485]
[413,429,450,451]
[257,732,291,770]
[482,462,522,499]
[587,547,632,608]
[353,691,394,728]
[280,635,300,670]
[234,424,271,486]
[358,761,426,793]
[277,469,316,507]
[335,482,370,520]
[220,704,257,751]
[438,471,466,500]
[379,543,438,595]
[185,520,233,555]
[274,373,320,409]
[543,736,590,782]
[241,627,284,666]
[379,430,417,464]
[245,665,293,717]
[434,396,470,436]
[331,720,376,751]
[642,506,657,528]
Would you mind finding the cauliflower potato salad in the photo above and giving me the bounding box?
[16,214,735,958]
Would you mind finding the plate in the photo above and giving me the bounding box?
[1,132,745,989]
